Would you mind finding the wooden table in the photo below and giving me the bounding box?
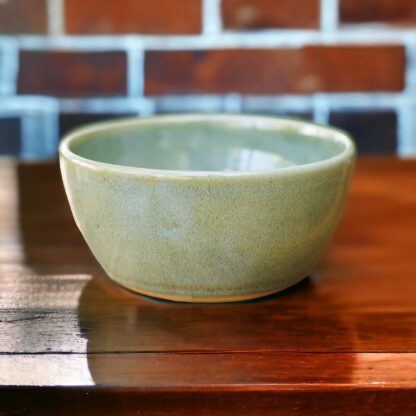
[0,158,415,415]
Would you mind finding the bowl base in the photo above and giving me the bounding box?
[121,283,286,303]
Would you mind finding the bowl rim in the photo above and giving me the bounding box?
[59,113,356,178]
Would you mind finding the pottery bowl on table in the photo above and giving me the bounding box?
[59,114,355,303]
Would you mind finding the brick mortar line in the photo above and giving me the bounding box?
[19,102,59,159]
[4,30,416,51]
[203,0,222,35]
[47,0,65,36]
[397,104,416,156]
[316,0,339,124]
[45,93,414,119]
[320,0,339,34]
[313,94,330,124]
[126,42,145,98]
[403,37,416,93]
[0,39,18,95]
[58,97,153,115]
[396,37,416,155]
[1,93,412,112]
[223,93,242,113]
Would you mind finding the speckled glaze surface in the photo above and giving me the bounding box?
[59,114,355,302]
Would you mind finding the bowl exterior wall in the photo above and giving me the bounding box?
[60,155,354,301]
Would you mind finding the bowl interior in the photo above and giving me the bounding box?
[67,117,349,172]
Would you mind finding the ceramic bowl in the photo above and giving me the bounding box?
[59,114,355,303]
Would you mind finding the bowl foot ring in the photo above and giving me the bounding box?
[121,283,287,303]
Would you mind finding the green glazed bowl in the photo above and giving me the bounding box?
[59,114,355,302]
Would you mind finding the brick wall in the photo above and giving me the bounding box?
[0,0,415,158]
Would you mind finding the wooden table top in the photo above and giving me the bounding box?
[0,158,415,415]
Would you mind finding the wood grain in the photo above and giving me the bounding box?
[1,352,415,388]
[1,388,415,416]
[0,158,415,414]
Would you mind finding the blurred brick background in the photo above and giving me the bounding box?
[0,0,415,157]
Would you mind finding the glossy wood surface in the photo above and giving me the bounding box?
[0,158,415,415]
